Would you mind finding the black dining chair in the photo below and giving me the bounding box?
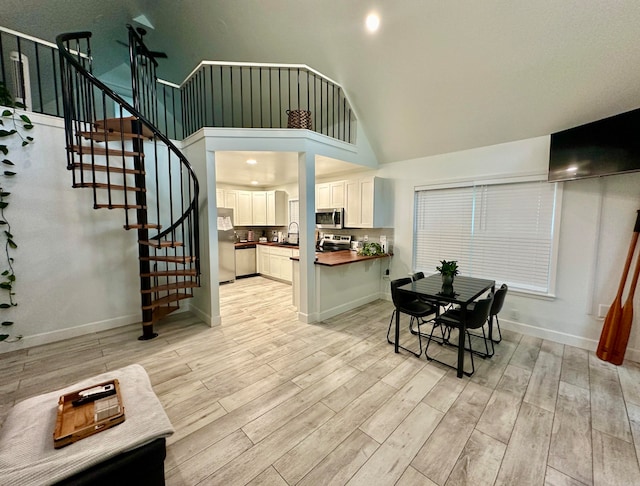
[424,294,494,376]
[465,283,508,356]
[387,277,438,357]
[488,284,508,344]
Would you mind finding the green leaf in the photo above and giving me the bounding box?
[0,202,8,209]
[1,110,11,117]
[0,221,7,225]
[0,130,17,137]
[7,239,17,249]
[0,283,12,290]
[0,192,9,197]
[26,136,33,141]
[4,171,16,176]
[3,159,14,165]
[0,146,7,155]
[21,141,27,147]
[1,321,13,326]
[19,115,31,124]
[14,102,25,109]
[7,275,15,282]
[4,231,12,238]
[0,271,8,276]
[23,124,33,130]
[0,334,8,341]
[0,304,10,309]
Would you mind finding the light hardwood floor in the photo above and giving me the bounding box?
[1,276,640,485]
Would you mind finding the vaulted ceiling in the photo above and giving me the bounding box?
[4,1,640,164]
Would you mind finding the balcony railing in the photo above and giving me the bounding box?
[1,27,357,144]
[172,61,357,143]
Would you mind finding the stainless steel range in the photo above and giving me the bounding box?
[317,234,351,252]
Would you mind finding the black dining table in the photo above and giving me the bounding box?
[396,274,495,378]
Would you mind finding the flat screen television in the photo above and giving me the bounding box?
[548,107,640,182]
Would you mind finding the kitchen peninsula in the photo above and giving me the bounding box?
[291,250,391,321]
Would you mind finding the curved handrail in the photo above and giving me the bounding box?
[56,31,199,251]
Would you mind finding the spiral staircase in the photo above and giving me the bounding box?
[56,28,200,339]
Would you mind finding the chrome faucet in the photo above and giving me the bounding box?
[288,221,299,234]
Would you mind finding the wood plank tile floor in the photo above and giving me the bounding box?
[1,276,640,485]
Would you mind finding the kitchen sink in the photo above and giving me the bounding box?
[278,242,299,247]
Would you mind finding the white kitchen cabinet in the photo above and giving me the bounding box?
[224,190,238,216]
[252,191,267,225]
[236,191,253,225]
[344,176,390,228]
[257,244,270,275]
[266,190,287,226]
[257,244,294,283]
[316,181,345,208]
[222,190,287,226]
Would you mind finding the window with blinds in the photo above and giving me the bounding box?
[289,199,300,226]
[413,180,561,294]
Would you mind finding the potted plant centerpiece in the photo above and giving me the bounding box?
[436,260,459,286]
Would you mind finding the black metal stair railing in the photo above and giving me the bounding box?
[56,31,200,339]
[1,26,358,145]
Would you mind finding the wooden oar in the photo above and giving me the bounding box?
[610,231,640,365]
[596,210,640,362]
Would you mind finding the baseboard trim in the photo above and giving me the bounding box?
[317,294,381,322]
[500,318,640,363]
[188,303,217,326]
[0,313,141,355]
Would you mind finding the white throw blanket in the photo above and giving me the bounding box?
[0,364,174,485]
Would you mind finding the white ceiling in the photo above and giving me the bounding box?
[215,152,364,187]
[4,1,640,166]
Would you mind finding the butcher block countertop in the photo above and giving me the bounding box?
[291,249,391,267]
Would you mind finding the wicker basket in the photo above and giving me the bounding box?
[286,109,312,129]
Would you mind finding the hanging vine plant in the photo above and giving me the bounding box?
[0,81,33,342]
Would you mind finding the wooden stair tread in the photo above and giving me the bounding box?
[95,203,146,210]
[143,305,180,325]
[69,144,144,158]
[124,223,161,230]
[95,117,154,138]
[73,182,145,192]
[142,292,192,310]
[139,240,184,248]
[142,281,199,294]
[79,131,150,142]
[141,255,196,264]
[141,269,197,277]
[71,162,144,175]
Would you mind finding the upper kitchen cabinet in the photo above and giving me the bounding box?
[252,191,267,225]
[236,191,254,225]
[345,177,391,228]
[224,189,287,226]
[316,181,345,209]
[266,191,288,226]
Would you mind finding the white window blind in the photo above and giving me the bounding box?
[414,180,560,294]
[289,199,299,226]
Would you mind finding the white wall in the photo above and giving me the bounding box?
[3,112,143,350]
[378,135,640,361]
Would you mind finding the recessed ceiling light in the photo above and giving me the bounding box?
[247,159,257,165]
[365,13,380,33]
[251,180,259,185]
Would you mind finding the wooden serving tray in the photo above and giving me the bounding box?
[53,379,125,449]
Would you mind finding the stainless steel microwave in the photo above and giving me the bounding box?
[315,208,344,229]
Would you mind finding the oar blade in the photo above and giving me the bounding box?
[610,300,634,365]
[596,299,623,361]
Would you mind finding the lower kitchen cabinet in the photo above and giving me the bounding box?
[256,244,294,283]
